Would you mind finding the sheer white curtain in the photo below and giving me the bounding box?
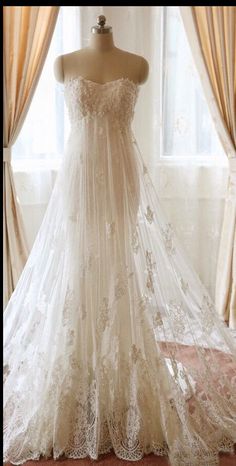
[12,6,228,299]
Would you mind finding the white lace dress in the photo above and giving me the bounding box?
[3,76,236,466]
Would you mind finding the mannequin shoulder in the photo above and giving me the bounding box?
[54,50,87,83]
[138,55,149,84]
[54,54,65,83]
[119,50,149,85]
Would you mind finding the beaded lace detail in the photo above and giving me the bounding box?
[64,76,139,131]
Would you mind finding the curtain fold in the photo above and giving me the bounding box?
[3,6,59,309]
[216,157,236,328]
[192,7,236,146]
[180,6,236,328]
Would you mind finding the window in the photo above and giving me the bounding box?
[12,7,79,166]
[161,6,224,159]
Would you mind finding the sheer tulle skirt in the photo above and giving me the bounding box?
[4,117,236,465]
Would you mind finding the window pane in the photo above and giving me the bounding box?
[161,6,224,158]
[12,7,81,162]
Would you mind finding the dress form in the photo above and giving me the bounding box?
[54,15,149,85]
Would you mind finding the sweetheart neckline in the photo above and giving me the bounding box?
[64,75,140,89]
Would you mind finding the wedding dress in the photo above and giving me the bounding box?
[3,76,236,466]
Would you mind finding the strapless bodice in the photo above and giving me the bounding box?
[64,76,139,130]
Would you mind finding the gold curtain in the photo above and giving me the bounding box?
[192,6,236,328]
[3,6,59,309]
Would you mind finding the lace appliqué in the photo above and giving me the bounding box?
[106,221,116,238]
[153,311,164,329]
[167,301,186,337]
[145,206,154,224]
[96,297,111,336]
[201,295,215,333]
[62,288,74,325]
[161,223,176,255]
[131,228,140,253]
[145,250,156,294]
[180,278,189,294]
[114,273,128,301]
[130,344,142,364]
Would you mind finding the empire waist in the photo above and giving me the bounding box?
[68,113,134,135]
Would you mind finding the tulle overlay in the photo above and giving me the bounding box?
[4,77,236,466]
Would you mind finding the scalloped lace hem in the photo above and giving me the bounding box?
[4,437,236,466]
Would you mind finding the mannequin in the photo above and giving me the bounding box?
[54,15,149,85]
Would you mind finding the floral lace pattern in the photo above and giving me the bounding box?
[3,77,236,466]
[64,76,139,132]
